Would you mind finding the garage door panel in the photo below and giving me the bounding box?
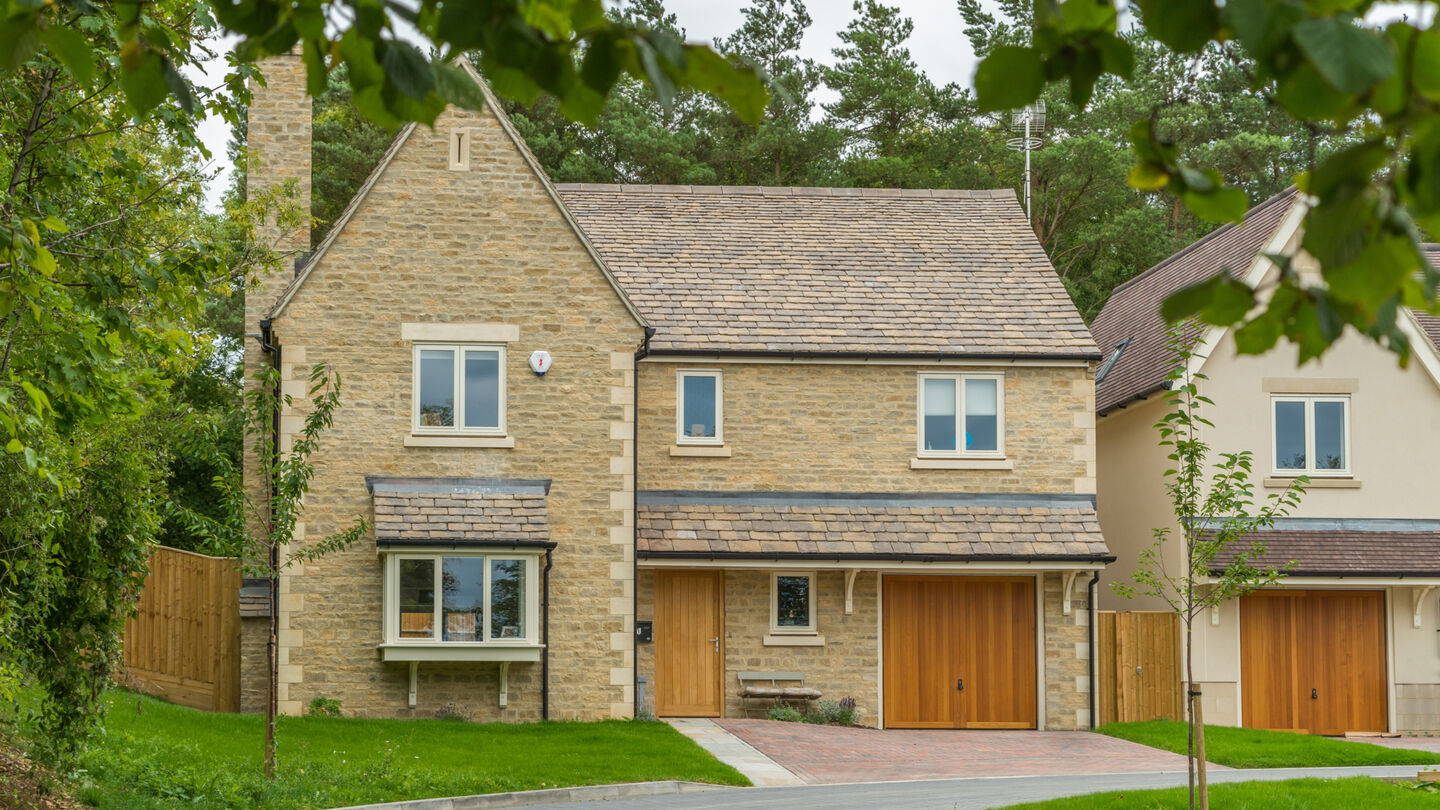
[961,578,1036,729]
[883,575,1035,730]
[1241,590,1386,735]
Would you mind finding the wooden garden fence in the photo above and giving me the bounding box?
[1096,610,1183,725]
[121,546,241,712]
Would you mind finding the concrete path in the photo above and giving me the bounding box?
[713,719,1216,784]
[514,765,1430,809]
[666,718,804,787]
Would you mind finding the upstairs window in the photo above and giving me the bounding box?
[413,344,505,435]
[676,370,723,445]
[1273,395,1349,476]
[918,373,1004,457]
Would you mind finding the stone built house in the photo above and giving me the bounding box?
[1092,187,1440,736]
[242,52,1112,730]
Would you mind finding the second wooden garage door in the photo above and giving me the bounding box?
[1240,590,1387,735]
[883,576,1035,729]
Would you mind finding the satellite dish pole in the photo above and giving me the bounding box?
[1006,101,1047,221]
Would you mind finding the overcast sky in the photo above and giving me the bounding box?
[192,0,1432,210]
[192,0,990,209]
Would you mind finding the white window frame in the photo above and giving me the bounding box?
[383,551,541,645]
[1270,394,1351,477]
[411,343,506,436]
[916,372,1006,459]
[675,369,724,446]
[770,571,818,635]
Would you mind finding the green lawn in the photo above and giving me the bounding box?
[1097,720,1440,768]
[52,691,747,809]
[1000,777,1438,809]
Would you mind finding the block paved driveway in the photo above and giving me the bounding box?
[714,719,1221,784]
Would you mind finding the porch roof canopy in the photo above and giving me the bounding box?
[366,476,554,549]
[636,490,1112,563]
[1209,525,1440,577]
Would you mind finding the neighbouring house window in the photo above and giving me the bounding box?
[771,572,817,635]
[387,553,538,644]
[918,373,1005,457]
[676,369,723,445]
[1272,395,1349,476]
[413,344,505,435]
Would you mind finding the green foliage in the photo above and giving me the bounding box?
[60,690,747,808]
[1097,720,1439,769]
[973,0,1440,362]
[2,0,769,132]
[312,65,393,247]
[997,777,1439,810]
[803,697,858,726]
[767,705,803,722]
[305,696,342,718]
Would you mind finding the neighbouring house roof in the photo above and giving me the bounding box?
[555,185,1100,358]
[1209,528,1440,577]
[635,491,1111,562]
[367,477,554,548]
[1415,245,1440,349]
[1090,187,1303,415]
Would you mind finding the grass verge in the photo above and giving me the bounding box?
[999,777,1438,809]
[36,691,748,809]
[1096,720,1439,768]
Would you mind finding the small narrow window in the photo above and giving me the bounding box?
[449,128,471,171]
[398,558,436,639]
[412,344,505,435]
[918,373,1005,458]
[1272,395,1349,476]
[676,370,723,445]
[771,572,816,635]
[489,559,526,640]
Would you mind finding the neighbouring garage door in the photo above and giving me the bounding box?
[882,575,1036,729]
[1240,590,1387,735]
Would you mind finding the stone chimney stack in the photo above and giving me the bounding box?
[245,49,312,331]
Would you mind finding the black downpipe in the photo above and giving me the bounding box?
[542,547,553,720]
[633,327,654,716]
[256,319,282,739]
[1088,570,1100,729]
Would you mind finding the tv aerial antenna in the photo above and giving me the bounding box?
[1006,101,1047,219]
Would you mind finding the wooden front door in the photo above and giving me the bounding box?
[654,570,723,717]
[1241,590,1387,734]
[883,575,1035,729]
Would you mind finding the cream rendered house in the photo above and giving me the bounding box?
[1092,188,1440,735]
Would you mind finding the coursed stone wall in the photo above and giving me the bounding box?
[244,83,644,718]
[637,361,1096,495]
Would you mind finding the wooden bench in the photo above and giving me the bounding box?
[737,671,822,717]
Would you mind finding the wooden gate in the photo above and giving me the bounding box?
[1096,611,1182,725]
[121,546,241,712]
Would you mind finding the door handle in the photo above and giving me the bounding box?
[957,678,965,691]
[710,637,719,653]
[1312,688,1318,700]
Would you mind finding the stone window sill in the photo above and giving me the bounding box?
[763,634,825,647]
[670,444,732,457]
[378,642,542,662]
[1263,477,1361,489]
[911,457,1013,470]
[405,435,515,448]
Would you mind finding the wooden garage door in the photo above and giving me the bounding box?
[1240,590,1387,735]
[883,576,1036,729]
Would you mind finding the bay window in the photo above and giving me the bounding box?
[385,552,539,646]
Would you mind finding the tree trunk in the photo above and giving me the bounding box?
[1186,619,1195,810]
[1195,688,1209,810]
[265,567,278,778]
